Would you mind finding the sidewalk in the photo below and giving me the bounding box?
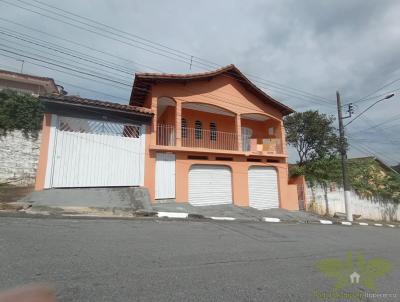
[152,202,322,223]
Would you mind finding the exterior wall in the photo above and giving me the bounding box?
[0,130,41,185]
[157,106,175,125]
[181,108,236,133]
[143,73,293,209]
[286,184,300,210]
[0,79,46,95]
[35,114,52,190]
[144,149,294,209]
[307,185,400,222]
[151,75,284,119]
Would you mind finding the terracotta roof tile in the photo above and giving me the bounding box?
[41,95,153,115]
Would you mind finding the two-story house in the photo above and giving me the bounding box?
[35,65,299,210]
[131,64,297,209]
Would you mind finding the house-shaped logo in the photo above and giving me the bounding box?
[350,272,360,284]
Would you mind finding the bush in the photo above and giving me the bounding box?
[0,89,44,138]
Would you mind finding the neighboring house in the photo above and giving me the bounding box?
[349,156,399,175]
[0,69,62,96]
[34,65,300,210]
[0,69,62,186]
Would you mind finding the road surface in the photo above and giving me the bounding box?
[0,216,399,301]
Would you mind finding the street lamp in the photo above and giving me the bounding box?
[345,93,395,127]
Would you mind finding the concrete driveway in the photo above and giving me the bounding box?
[0,216,399,301]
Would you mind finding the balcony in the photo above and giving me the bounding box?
[156,124,283,154]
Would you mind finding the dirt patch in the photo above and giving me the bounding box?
[0,184,34,203]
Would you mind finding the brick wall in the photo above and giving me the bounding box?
[0,130,41,185]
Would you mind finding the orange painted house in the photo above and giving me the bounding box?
[132,64,299,209]
[35,65,299,210]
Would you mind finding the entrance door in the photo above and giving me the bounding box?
[241,127,253,151]
[155,153,176,199]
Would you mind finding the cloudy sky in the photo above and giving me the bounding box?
[1,0,399,165]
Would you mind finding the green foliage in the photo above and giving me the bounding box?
[0,89,44,138]
[291,156,400,204]
[284,110,340,165]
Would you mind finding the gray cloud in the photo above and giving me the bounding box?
[0,0,398,164]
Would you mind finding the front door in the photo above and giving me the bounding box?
[241,127,253,151]
[155,153,176,199]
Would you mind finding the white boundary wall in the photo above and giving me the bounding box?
[0,130,41,185]
[308,184,400,222]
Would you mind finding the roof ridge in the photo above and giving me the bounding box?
[135,64,236,78]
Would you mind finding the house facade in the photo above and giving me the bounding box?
[132,65,298,209]
[35,65,300,210]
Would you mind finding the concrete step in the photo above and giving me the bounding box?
[20,187,152,212]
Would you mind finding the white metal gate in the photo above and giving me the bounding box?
[48,116,145,188]
[248,166,279,209]
[188,165,232,206]
[155,153,176,199]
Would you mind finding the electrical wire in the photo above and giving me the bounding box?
[0,0,336,106]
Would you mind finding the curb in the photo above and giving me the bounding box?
[3,208,400,229]
[157,212,188,219]
[210,216,236,221]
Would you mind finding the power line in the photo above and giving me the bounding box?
[0,23,333,109]
[349,113,400,135]
[0,49,293,116]
[27,0,335,104]
[57,80,127,102]
[0,52,132,92]
[348,141,397,164]
[0,40,133,84]
[0,48,133,87]
[0,30,336,114]
[0,29,137,76]
[0,0,335,106]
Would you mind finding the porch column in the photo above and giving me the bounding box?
[279,120,287,157]
[236,114,242,151]
[151,96,158,146]
[176,100,182,147]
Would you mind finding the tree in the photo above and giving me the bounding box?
[0,89,44,138]
[284,110,340,165]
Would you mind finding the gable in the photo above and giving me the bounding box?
[129,64,294,117]
[151,74,284,119]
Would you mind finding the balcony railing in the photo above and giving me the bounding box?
[156,124,176,146]
[182,127,238,151]
[156,124,283,154]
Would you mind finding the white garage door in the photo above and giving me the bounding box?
[189,165,232,206]
[47,115,145,188]
[248,166,279,209]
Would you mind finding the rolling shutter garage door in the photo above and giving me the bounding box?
[189,165,232,206]
[248,166,279,209]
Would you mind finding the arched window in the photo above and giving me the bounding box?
[210,122,217,141]
[181,118,187,138]
[195,120,202,139]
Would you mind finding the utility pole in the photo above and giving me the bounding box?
[336,91,353,222]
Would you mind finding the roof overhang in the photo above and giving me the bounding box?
[129,64,295,116]
[41,96,153,125]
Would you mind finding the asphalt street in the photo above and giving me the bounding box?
[0,217,399,302]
